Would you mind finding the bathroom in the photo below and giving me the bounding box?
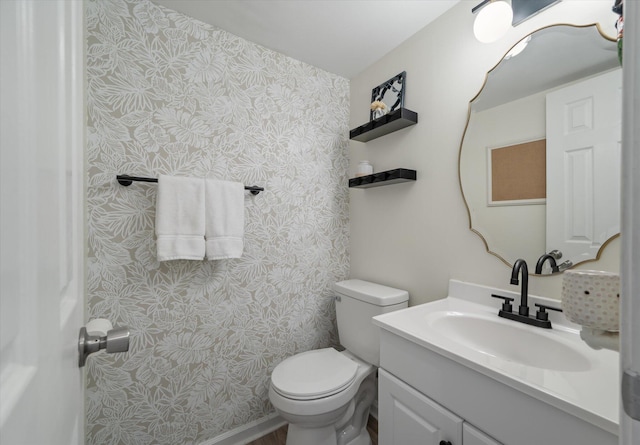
[1,0,638,444]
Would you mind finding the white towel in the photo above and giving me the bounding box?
[205,179,244,259]
[155,175,206,261]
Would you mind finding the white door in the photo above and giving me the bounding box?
[546,68,622,266]
[620,1,640,443]
[0,1,85,444]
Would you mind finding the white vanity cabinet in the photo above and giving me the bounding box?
[379,369,501,445]
[376,327,618,445]
[373,281,619,445]
[463,424,502,445]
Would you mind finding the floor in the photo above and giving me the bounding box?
[247,415,378,445]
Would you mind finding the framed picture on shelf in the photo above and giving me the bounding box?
[370,71,406,120]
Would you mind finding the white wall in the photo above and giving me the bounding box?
[349,0,620,305]
[461,90,546,266]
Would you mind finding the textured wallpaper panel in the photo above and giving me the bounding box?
[85,1,350,443]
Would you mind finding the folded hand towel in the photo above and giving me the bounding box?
[155,175,206,261]
[205,179,244,260]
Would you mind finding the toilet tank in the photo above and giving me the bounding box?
[334,279,408,366]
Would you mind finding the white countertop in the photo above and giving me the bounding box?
[373,279,620,435]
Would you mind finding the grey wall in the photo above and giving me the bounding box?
[348,1,620,305]
[85,1,350,443]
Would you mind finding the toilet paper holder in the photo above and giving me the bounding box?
[78,319,130,367]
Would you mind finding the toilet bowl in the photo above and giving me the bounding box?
[268,280,409,445]
[269,349,375,445]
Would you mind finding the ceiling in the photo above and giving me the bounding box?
[151,0,461,78]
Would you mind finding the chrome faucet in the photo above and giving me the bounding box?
[490,258,563,329]
[535,254,560,274]
[510,258,529,316]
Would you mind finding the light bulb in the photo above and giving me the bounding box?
[505,35,531,59]
[473,0,513,43]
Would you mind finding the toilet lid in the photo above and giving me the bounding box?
[271,348,358,400]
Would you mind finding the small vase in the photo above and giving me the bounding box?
[372,108,387,120]
[356,161,373,177]
[618,38,623,66]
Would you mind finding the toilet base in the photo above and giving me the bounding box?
[283,372,376,445]
[342,428,372,445]
[286,424,337,445]
[347,430,371,445]
[286,424,371,445]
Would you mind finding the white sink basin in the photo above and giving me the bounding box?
[372,279,620,436]
[426,311,591,371]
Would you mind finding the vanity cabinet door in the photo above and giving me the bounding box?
[379,369,463,445]
[463,423,502,445]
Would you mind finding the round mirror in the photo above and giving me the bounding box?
[459,24,620,274]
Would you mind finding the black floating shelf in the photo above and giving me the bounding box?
[349,168,417,189]
[350,107,418,142]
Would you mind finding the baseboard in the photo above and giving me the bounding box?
[200,413,287,445]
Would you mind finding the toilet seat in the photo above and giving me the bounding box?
[271,348,358,400]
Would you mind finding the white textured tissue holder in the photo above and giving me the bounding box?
[561,270,620,332]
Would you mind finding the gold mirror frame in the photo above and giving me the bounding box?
[457,23,620,273]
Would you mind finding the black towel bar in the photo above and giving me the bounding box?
[116,175,264,195]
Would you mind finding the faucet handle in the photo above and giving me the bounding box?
[491,294,514,313]
[534,303,563,321]
[548,249,563,260]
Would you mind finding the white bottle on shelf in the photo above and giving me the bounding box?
[356,160,373,177]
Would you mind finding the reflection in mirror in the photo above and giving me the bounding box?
[370,71,406,120]
[459,24,621,274]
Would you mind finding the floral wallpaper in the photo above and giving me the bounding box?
[85,1,350,443]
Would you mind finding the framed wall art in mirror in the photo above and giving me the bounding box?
[458,24,621,274]
[487,139,546,206]
[371,71,406,120]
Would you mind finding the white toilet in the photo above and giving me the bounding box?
[269,279,409,445]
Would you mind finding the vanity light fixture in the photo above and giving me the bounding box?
[472,0,562,43]
[472,0,513,43]
[504,35,531,59]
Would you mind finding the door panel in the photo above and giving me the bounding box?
[379,369,463,445]
[0,1,85,444]
[546,68,622,265]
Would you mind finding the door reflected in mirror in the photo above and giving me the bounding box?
[458,24,621,273]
